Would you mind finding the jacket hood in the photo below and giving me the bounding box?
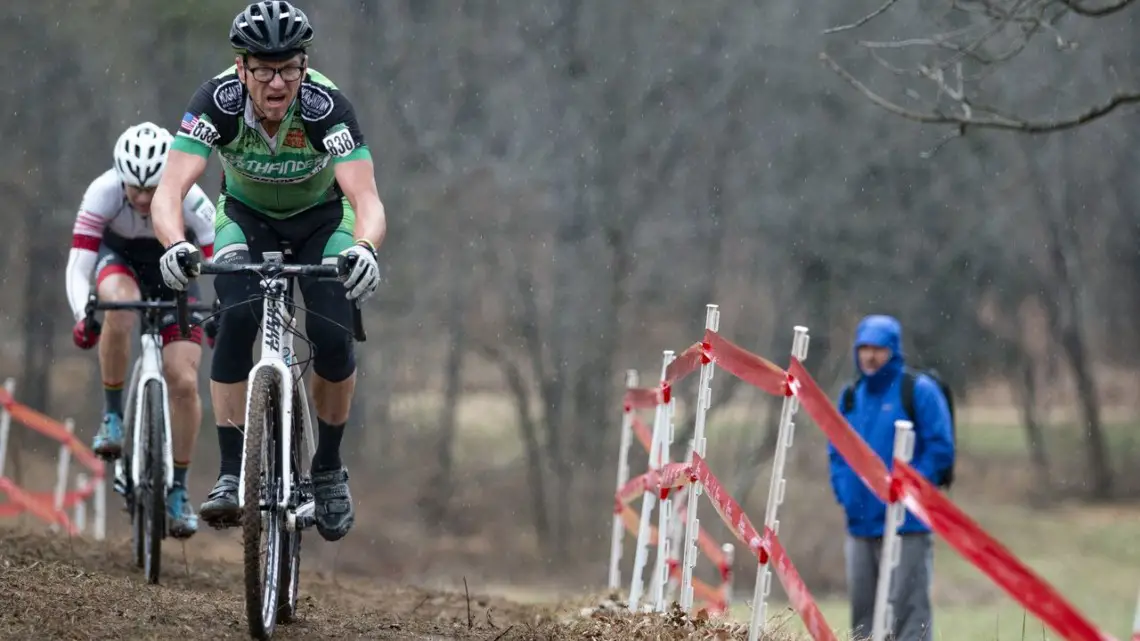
[853,314,905,388]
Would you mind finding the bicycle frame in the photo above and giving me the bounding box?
[122,328,174,495]
[94,297,209,499]
[236,251,316,514]
[181,249,364,525]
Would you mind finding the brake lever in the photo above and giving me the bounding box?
[173,248,201,339]
[83,293,102,336]
[334,253,367,342]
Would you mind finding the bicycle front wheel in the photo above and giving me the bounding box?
[123,359,144,569]
[142,379,165,585]
[242,368,290,640]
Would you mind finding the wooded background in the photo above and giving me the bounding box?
[4,0,1140,593]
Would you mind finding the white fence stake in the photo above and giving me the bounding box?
[749,325,810,641]
[664,471,693,605]
[93,473,106,541]
[680,303,720,612]
[629,352,674,611]
[50,418,75,533]
[872,419,916,641]
[652,351,677,612]
[74,472,88,534]
[0,378,15,480]
[609,369,640,591]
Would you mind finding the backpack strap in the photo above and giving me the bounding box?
[840,383,855,415]
[900,369,918,422]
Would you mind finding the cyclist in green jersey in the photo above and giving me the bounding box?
[150,1,386,542]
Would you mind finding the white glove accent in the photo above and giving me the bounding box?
[339,244,379,302]
[159,241,199,291]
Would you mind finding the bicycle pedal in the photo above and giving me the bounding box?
[289,500,316,531]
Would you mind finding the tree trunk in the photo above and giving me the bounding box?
[516,264,569,555]
[1058,319,1112,497]
[475,341,552,549]
[1050,147,1113,498]
[1012,355,1051,493]
[420,277,468,526]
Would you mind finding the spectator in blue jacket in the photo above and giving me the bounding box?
[829,314,954,641]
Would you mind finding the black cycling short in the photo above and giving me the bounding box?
[209,194,358,384]
[95,240,206,346]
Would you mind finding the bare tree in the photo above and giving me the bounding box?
[820,0,1140,141]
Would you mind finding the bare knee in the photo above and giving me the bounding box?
[163,345,202,403]
[103,310,135,337]
[97,275,140,336]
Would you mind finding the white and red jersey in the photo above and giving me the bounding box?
[65,168,217,321]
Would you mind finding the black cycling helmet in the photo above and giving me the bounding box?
[229,1,314,60]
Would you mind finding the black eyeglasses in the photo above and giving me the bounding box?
[247,65,305,83]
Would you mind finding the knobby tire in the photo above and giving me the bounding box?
[124,361,144,570]
[243,369,290,640]
[143,379,165,584]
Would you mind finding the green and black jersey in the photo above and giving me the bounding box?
[171,66,370,219]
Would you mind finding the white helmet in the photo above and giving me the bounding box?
[113,122,173,189]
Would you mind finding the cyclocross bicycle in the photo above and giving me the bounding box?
[174,248,366,640]
[83,292,216,585]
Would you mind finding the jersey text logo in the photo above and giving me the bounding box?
[322,129,356,158]
[221,154,330,184]
[300,85,334,122]
[213,78,244,115]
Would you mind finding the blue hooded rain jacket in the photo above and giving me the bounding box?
[828,314,955,538]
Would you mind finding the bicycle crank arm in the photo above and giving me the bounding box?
[286,500,316,532]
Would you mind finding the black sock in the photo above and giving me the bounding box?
[218,425,244,477]
[313,419,346,472]
[104,381,124,417]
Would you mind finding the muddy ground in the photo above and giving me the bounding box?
[0,524,794,640]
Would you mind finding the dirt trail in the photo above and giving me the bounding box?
[0,524,781,640]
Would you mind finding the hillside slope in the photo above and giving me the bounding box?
[0,525,780,640]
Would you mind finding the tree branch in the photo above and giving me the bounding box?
[1057,0,1137,16]
[823,0,902,34]
[820,51,1140,133]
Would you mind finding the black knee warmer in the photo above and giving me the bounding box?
[301,280,356,383]
[210,254,265,384]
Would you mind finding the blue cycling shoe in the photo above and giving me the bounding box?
[92,412,124,460]
[167,482,199,539]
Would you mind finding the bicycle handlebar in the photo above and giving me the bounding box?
[82,295,218,340]
[194,261,342,279]
[88,299,216,313]
[175,249,367,343]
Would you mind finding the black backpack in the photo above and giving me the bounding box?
[839,367,956,489]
